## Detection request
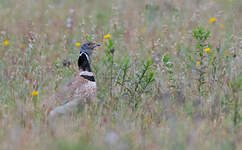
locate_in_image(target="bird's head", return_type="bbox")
[78,41,100,72]
[81,41,100,52]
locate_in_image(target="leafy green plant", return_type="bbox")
[116,58,155,108]
[192,26,211,96]
[134,59,155,96]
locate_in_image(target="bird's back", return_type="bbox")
[56,71,96,105]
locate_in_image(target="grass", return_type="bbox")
[0,0,241,149]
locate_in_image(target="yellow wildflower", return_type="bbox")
[104,34,111,39]
[196,61,201,66]
[228,0,232,2]
[20,43,25,49]
[224,50,228,54]
[222,129,227,136]
[31,91,38,97]
[209,17,216,23]
[3,40,9,46]
[75,42,81,47]
[204,48,210,52]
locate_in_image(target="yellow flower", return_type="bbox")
[222,129,227,136]
[196,61,201,66]
[104,34,111,39]
[3,40,9,46]
[228,0,232,2]
[31,91,38,97]
[224,50,228,54]
[75,42,81,47]
[20,43,25,49]
[209,17,216,23]
[204,48,210,52]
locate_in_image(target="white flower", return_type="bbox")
[1,30,6,35]
[66,23,72,28]
[66,17,72,23]
[69,9,74,14]
[28,43,33,49]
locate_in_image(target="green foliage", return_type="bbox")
[191,26,211,96]
[134,59,155,94]
[116,57,130,93]
[100,37,155,108]
[193,26,210,42]
[119,58,155,108]
[86,35,91,42]
[103,37,115,100]
[103,38,115,65]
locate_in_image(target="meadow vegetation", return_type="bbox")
[0,0,241,149]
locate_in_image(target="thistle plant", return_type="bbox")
[192,26,211,96]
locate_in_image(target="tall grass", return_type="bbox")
[0,0,241,150]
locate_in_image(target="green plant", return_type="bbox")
[192,26,211,96]
[162,54,175,90]
[134,59,154,95]
[229,73,242,127]
[104,37,115,101]
[116,57,130,95]
[116,58,155,108]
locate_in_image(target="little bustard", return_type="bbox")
[49,41,100,118]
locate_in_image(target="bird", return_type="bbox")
[48,41,100,118]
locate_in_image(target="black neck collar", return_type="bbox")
[80,74,95,82]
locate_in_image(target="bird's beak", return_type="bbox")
[90,42,101,50]
[94,43,101,47]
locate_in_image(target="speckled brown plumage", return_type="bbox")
[48,71,96,118]
[56,71,96,105]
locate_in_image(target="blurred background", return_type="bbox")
[0,0,241,150]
